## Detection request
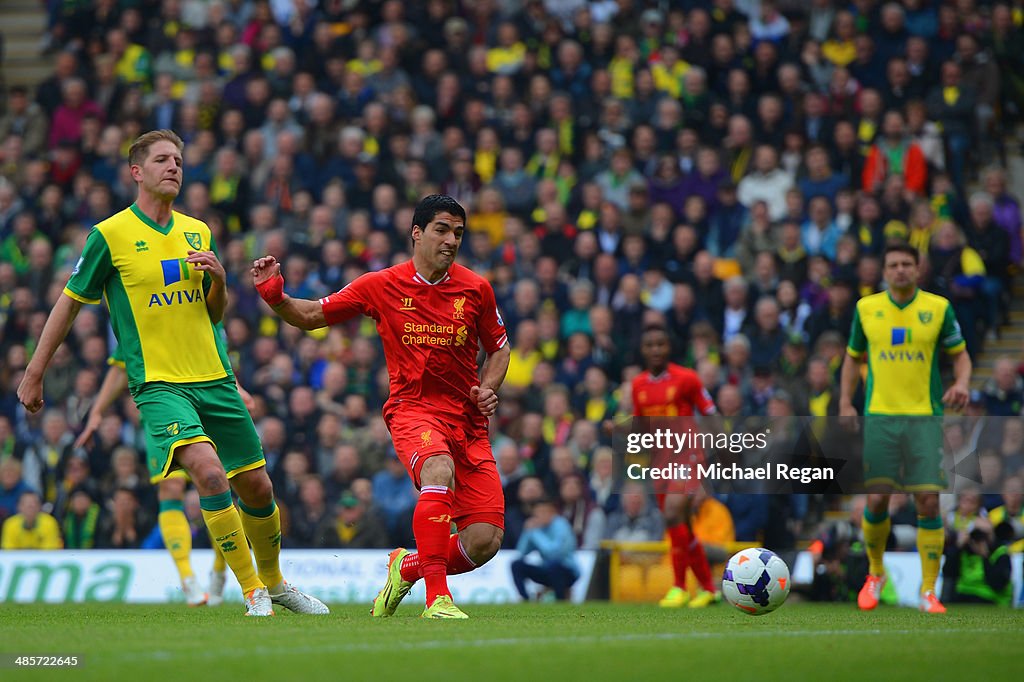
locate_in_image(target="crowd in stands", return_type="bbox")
[3,0,1024,569]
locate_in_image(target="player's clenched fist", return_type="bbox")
[470,385,498,417]
[16,372,45,414]
[252,256,285,307]
[186,250,226,284]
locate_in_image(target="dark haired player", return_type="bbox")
[632,325,720,608]
[841,243,971,614]
[254,195,510,619]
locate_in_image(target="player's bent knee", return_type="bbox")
[194,468,229,496]
[913,492,940,517]
[865,493,889,514]
[231,469,274,507]
[419,454,455,488]
[463,525,503,565]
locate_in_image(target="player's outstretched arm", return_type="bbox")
[252,255,326,330]
[17,294,84,413]
[472,344,511,417]
[74,363,129,448]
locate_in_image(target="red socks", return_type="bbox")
[412,486,455,604]
[668,523,716,593]
[689,537,716,593]
[400,534,477,582]
[668,523,692,589]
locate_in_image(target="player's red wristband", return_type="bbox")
[255,273,286,307]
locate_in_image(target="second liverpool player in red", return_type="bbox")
[631,325,720,608]
[253,195,510,619]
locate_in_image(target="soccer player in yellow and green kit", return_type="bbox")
[840,243,972,614]
[17,129,327,617]
[74,342,255,607]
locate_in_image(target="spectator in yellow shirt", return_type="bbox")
[691,487,735,566]
[822,11,857,67]
[1,490,63,550]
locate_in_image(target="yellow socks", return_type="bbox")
[917,516,944,595]
[158,501,194,581]
[862,507,891,576]
[205,526,227,572]
[200,492,262,594]
[238,500,285,592]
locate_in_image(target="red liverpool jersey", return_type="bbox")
[632,363,717,417]
[319,261,508,429]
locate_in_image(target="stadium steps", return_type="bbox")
[962,138,1024,385]
[0,0,54,91]
[966,278,1024,383]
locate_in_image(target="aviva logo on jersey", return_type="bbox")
[152,258,204,308]
[879,327,926,361]
[161,258,191,286]
[891,327,912,345]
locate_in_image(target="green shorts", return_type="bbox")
[862,415,947,491]
[132,379,264,483]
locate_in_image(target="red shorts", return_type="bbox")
[652,447,704,511]
[385,409,505,530]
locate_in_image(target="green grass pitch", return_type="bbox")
[1,602,1022,681]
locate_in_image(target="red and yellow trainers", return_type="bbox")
[919,591,947,614]
[857,574,885,611]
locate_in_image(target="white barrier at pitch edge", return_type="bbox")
[0,550,1019,606]
[0,549,596,605]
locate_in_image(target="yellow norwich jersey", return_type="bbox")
[64,204,231,390]
[846,289,966,415]
[1,513,63,549]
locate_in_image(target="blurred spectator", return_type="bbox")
[371,450,417,542]
[511,496,580,601]
[287,476,332,548]
[602,481,664,542]
[20,409,76,508]
[941,517,1013,606]
[0,86,48,158]
[987,476,1024,553]
[62,487,101,550]
[0,458,31,522]
[314,490,389,549]
[690,487,734,566]
[96,487,153,549]
[981,358,1024,417]
[1,490,63,549]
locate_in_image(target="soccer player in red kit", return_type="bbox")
[631,325,720,608]
[252,195,511,619]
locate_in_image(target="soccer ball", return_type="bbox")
[721,548,790,615]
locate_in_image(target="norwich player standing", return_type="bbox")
[74,343,249,607]
[840,243,971,614]
[18,130,327,617]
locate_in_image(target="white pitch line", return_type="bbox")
[111,627,1017,663]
